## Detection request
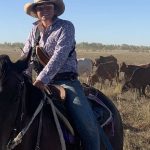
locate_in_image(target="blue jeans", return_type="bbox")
[54,79,100,150]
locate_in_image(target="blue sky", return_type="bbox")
[0,0,150,46]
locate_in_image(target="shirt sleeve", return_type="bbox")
[21,28,34,77]
[22,29,33,56]
[36,21,75,84]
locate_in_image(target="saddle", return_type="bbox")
[46,83,113,128]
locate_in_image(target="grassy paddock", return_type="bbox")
[79,50,150,150]
[0,48,150,150]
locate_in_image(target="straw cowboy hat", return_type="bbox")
[24,0,65,18]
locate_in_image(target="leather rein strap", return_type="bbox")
[6,86,71,150]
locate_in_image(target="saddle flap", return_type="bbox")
[82,83,113,127]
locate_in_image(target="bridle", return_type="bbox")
[5,71,47,150]
[5,72,27,150]
[4,72,68,150]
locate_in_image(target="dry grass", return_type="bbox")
[79,50,150,150]
[0,48,150,150]
[0,48,21,61]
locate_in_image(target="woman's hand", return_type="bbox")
[33,80,45,91]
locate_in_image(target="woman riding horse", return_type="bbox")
[23,0,100,149]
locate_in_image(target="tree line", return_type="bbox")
[0,42,150,52]
[77,42,150,51]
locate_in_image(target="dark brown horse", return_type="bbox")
[0,51,123,150]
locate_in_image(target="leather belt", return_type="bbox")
[53,72,78,81]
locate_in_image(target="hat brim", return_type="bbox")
[24,0,65,18]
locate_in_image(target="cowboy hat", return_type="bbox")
[24,0,65,18]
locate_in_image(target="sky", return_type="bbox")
[0,0,150,46]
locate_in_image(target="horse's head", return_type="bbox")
[0,49,32,149]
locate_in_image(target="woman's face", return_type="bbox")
[35,3,56,21]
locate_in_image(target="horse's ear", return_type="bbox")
[14,48,32,73]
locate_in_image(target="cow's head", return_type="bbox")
[121,82,133,93]
[88,74,99,86]
[120,62,127,72]
[94,58,101,67]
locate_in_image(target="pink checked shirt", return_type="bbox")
[23,18,77,84]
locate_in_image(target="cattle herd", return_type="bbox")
[77,55,150,97]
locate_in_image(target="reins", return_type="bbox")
[6,76,67,150]
[6,86,46,150]
[5,72,26,150]
[5,72,44,150]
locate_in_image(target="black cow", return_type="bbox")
[120,62,150,82]
[122,67,150,97]
[95,55,117,67]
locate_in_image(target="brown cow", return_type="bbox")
[94,55,117,67]
[88,61,119,86]
[122,66,150,97]
[120,62,150,82]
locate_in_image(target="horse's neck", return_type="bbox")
[25,80,43,115]
[22,81,62,150]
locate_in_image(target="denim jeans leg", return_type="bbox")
[57,80,100,150]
